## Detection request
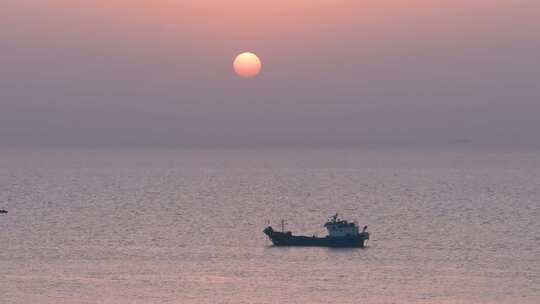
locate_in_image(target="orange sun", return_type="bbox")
[233,52,262,78]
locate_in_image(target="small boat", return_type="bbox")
[0,209,7,214]
[263,213,369,248]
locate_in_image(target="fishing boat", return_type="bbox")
[263,213,369,248]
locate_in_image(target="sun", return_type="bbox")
[233,52,262,78]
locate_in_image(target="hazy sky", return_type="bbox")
[1,1,539,149]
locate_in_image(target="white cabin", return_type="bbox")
[324,214,360,237]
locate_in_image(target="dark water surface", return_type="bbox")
[1,150,539,304]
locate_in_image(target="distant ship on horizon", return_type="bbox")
[263,214,369,248]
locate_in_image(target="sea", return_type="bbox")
[0,150,539,304]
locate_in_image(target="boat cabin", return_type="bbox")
[324,214,359,237]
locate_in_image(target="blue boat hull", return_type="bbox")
[264,227,369,248]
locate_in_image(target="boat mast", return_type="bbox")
[281,219,286,232]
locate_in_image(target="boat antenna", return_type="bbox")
[280,219,286,233]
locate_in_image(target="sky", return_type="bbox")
[1,0,539,150]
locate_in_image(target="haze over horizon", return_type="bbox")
[1,1,539,150]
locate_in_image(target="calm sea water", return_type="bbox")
[0,150,539,304]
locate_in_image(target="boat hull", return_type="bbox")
[264,227,369,248]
